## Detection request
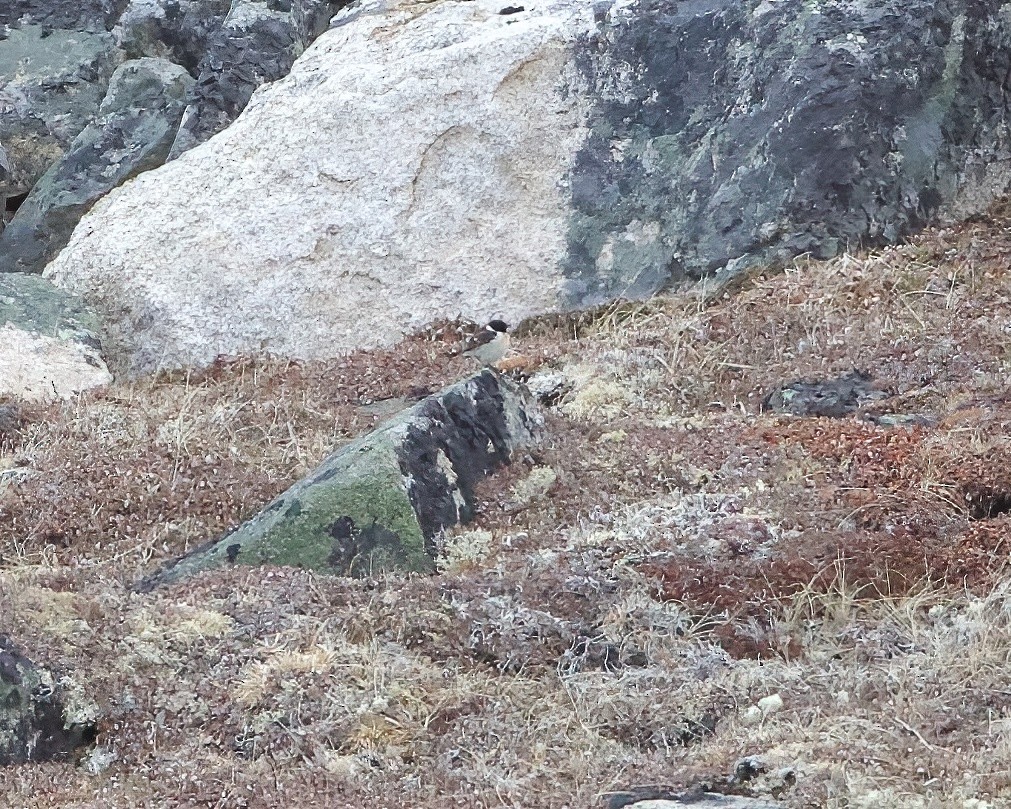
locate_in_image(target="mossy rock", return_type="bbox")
[0,272,100,341]
[140,369,542,588]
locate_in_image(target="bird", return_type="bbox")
[461,319,510,366]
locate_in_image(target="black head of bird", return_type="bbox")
[462,320,510,365]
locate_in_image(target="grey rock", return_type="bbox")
[0,57,193,274]
[564,0,1011,304]
[0,0,128,31]
[729,756,796,799]
[0,143,10,187]
[762,371,888,419]
[113,0,231,67]
[623,799,781,809]
[166,0,345,158]
[0,404,20,439]
[606,786,782,809]
[0,272,112,400]
[138,369,542,589]
[0,25,121,198]
[0,271,103,338]
[525,370,572,406]
[0,636,97,765]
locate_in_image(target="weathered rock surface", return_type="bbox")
[0,25,120,198]
[0,58,193,274]
[620,799,780,809]
[606,790,781,809]
[0,0,128,31]
[46,0,1011,374]
[762,371,888,419]
[566,0,1011,301]
[0,0,342,265]
[0,273,112,400]
[0,636,97,765]
[139,369,541,589]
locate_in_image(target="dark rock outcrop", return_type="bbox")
[0,0,345,272]
[0,26,121,200]
[0,637,97,765]
[0,0,129,31]
[0,58,193,274]
[564,0,1011,303]
[167,0,341,157]
[139,370,541,589]
[762,371,888,418]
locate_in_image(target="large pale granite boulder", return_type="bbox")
[140,369,541,588]
[0,273,112,401]
[50,0,591,374]
[46,0,1011,374]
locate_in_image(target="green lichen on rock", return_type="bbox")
[0,273,101,339]
[157,430,430,584]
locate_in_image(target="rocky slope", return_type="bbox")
[3,204,1011,804]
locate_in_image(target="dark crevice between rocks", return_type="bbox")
[4,191,28,220]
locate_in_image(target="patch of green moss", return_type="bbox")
[241,468,430,574]
[153,432,430,584]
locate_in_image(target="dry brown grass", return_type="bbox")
[7,206,1011,806]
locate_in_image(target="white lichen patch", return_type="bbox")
[438,529,494,572]
[508,465,557,507]
[59,674,101,726]
[558,362,633,420]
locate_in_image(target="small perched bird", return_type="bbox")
[462,319,510,365]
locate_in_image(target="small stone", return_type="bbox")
[525,370,571,405]
[732,755,767,783]
[757,694,784,715]
[0,404,19,437]
[82,745,118,775]
[598,429,627,443]
[762,371,886,418]
[741,705,763,725]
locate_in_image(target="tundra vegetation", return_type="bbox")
[4,202,1011,806]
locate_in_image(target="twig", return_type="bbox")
[894,717,937,751]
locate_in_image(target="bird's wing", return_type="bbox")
[463,330,497,352]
